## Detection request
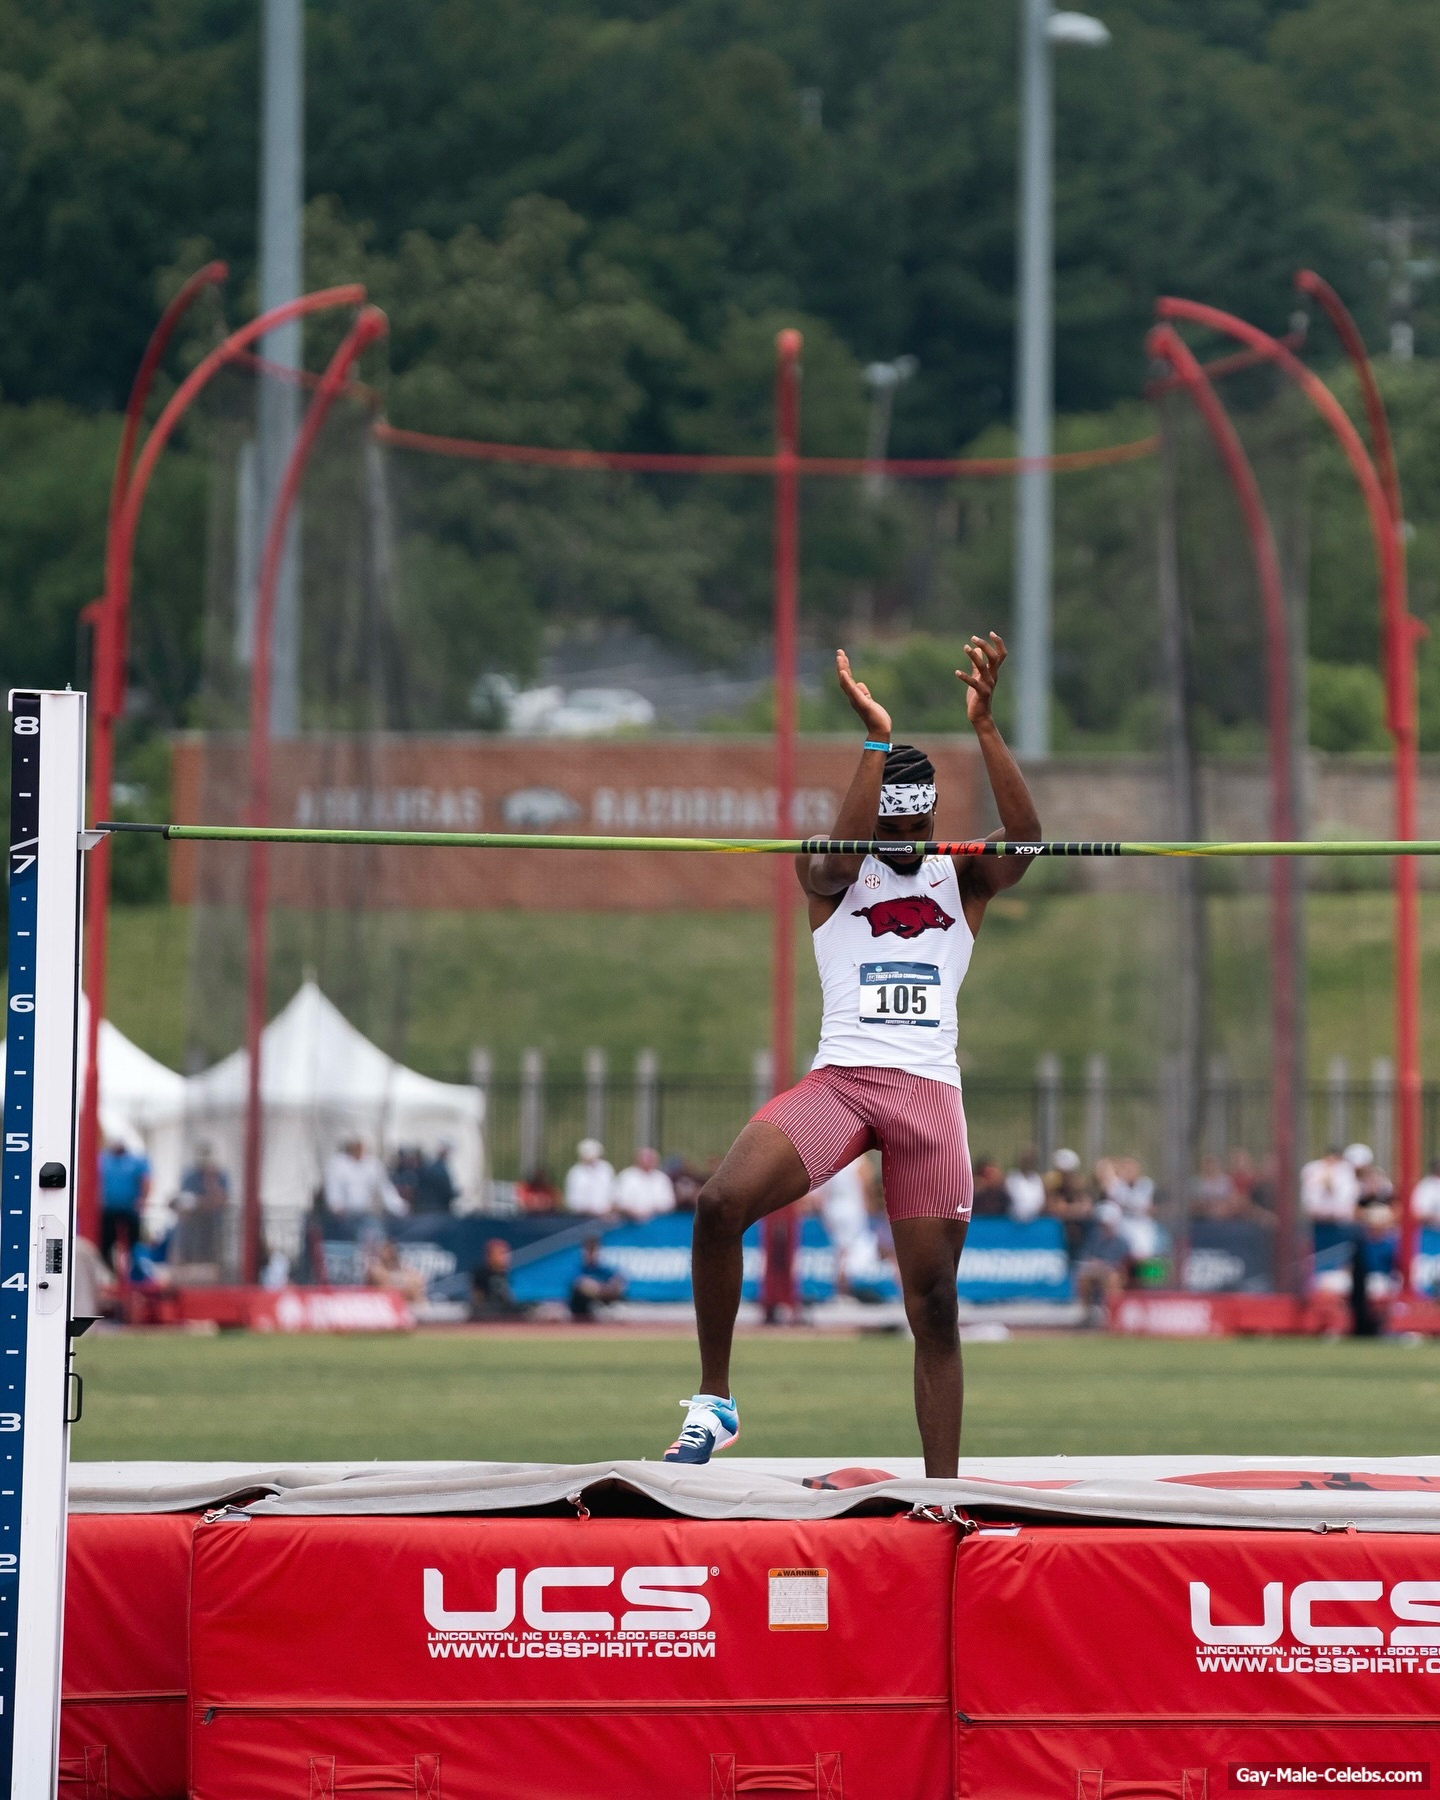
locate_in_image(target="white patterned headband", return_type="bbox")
[878,782,936,817]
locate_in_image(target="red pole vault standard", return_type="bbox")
[1156,295,1419,1292]
[1147,323,1302,1292]
[763,328,803,1319]
[241,305,389,1284]
[1295,270,1425,1294]
[92,283,363,1257]
[79,260,228,1242]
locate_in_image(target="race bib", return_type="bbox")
[858,962,941,1028]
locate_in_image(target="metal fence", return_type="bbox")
[478,1060,1440,1186]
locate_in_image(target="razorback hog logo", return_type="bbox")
[852,895,955,939]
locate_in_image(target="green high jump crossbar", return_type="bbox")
[95,822,1440,858]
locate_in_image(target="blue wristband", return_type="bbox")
[863,739,891,753]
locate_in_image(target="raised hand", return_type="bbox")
[956,632,1007,726]
[836,648,892,740]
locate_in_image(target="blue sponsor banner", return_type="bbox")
[956,1216,1071,1303]
[502,1212,1070,1307]
[1413,1227,1440,1296]
[508,1212,844,1307]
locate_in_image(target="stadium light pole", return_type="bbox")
[765,327,803,1319]
[78,259,228,1244]
[1155,294,1420,1293]
[1013,1,1110,759]
[256,0,305,739]
[241,304,388,1284]
[1147,323,1304,1294]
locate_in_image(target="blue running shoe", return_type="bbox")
[663,1393,740,1464]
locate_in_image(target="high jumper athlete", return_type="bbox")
[665,633,1041,1476]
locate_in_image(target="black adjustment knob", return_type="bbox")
[38,1162,67,1189]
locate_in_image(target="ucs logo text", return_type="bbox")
[1192,1580,1440,1647]
[425,1565,711,1634]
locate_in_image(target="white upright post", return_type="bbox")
[3,689,86,1799]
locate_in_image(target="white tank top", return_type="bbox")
[812,855,973,1089]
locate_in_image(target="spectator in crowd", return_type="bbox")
[390,1147,424,1211]
[1045,1148,1094,1262]
[414,1141,460,1214]
[365,1238,427,1305]
[667,1156,703,1212]
[569,1237,627,1320]
[323,1137,407,1218]
[1348,1143,1394,1209]
[1190,1155,1237,1221]
[615,1146,676,1221]
[1228,1148,1259,1204]
[174,1141,229,1267]
[1299,1145,1359,1229]
[99,1137,151,1271]
[564,1138,616,1216]
[1005,1147,1047,1223]
[1096,1155,1158,1260]
[810,1155,880,1296]
[1411,1157,1440,1229]
[1350,1200,1400,1338]
[515,1167,560,1213]
[470,1238,529,1320]
[1073,1212,1132,1326]
[970,1155,1009,1218]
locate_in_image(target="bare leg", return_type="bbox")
[693,1121,811,1397]
[890,1216,969,1477]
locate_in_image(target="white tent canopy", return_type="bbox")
[0,1001,186,1159]
[143,980,484,1225]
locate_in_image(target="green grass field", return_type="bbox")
[70,1329,1440,1464]
[104,889,1435,1083]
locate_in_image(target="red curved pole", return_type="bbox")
[79,260,228,1244]
[1293,270,1425,1302]
[1147,324,1301,1292]
[241,305,389,1282]
[85,284,362,1262]
[1295,272,1403,528]
[1156,294,1420,1296]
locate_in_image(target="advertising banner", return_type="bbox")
[497,1212,1070,1308]
[170,733,981,911]
[1182,1220,1277,1293]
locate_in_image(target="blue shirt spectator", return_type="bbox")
[100,1144,150,1212]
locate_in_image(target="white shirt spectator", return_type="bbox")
[324,1147,407,1217]
[1005,1168,1047,1223]
[1300,1153,1359,1223]
[565,1145,617,1215]
[1412,1169,1440,1225]
[615,1150,675,1220]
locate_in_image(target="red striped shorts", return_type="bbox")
[754,1064,973,1222]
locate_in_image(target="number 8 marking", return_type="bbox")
[13,716,37,735]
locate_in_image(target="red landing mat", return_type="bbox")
[953,1526,1440,1799]
[61,1512,195,1800]
[187,1513,959,1800]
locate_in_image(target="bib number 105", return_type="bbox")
[858,962,942,1029]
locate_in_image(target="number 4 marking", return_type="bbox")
[1,1274,24,1292]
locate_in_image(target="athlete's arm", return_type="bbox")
[953,633,1041,927]
[796,649,890,914]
